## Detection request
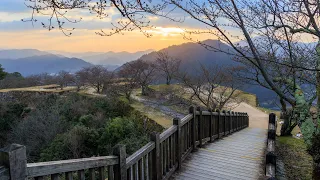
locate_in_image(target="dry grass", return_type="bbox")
[0,84,77,93]
[150,84,258,107]
[130,100,173,128]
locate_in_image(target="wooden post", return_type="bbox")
[246,113,249,127]
[173,118,182,170]
[0,144,27,180]
[216,109,220,139]
[235,112,238,131]
[150,132,161,180]
[112,144,127,180]
[197,107,203,147]
[189,106,197,151]
[229,111,232,134]
[209,109,213,142]
[269,113,276,126]
[222,110,226,136]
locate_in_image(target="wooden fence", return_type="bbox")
[0,107,249,180]
[265,113,277,179]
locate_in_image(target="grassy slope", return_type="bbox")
[150,84,258,107]
[276,119,313,179]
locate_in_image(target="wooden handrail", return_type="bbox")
[27,156,118,177]
[0,106,249,180]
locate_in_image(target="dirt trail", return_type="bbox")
[233,102,269,129]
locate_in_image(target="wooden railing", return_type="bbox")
[0,107,249,180]
[265,113,277,179]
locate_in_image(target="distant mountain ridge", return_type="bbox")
[0,49,50,59]
[80,49,154,66]
[0,54,92,76]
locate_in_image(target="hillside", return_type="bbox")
[139,40,237,72]
[0,54,92,76]
[137,39,278,109]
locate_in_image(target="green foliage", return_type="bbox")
[0,64,7,80]
[277,136,313,180]
[0,102,27,146]
[98,115,149,155]
[308,133,320,164]
[2,92,162,162]
[40,125,101,161]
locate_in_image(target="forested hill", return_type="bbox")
[0,54,92,76]
[137,39,278,109]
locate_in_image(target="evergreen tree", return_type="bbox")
[0,64,7,80]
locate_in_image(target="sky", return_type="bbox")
[0,0,214,53]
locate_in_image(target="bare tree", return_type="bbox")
[180,64,243,110]
[118,67,139,101]
[120,60,157,96]
[56,71,74,90]
[81,66,113,94]
[72,70,88,92]
[155,51,181,85]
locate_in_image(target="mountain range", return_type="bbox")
[50,49,154,66]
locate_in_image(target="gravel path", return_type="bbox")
[233,102,269,129]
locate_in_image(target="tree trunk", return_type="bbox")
[141,85,148,96]
[166,76,171,85]
[316,41,320,131]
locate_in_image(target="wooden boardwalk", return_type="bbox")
[172,128,267,180]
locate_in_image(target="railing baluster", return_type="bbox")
[147,152,152,180]
[144,154,148,180]
[189,107,197,151]
[98,167,105,180]
[173,118,181,170]
[35,176,45,180]
[88,168,95,180]
[51,173,59,180]
[65,172,73,180]
[209,109,213,142]
[77,170,85,180]
[138,159,143,180]
[216,109,220,139]
[108,166,114,180]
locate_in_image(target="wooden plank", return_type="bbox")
[27,156,118,177]
[172,127,266,180]
[126,142,155,167]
